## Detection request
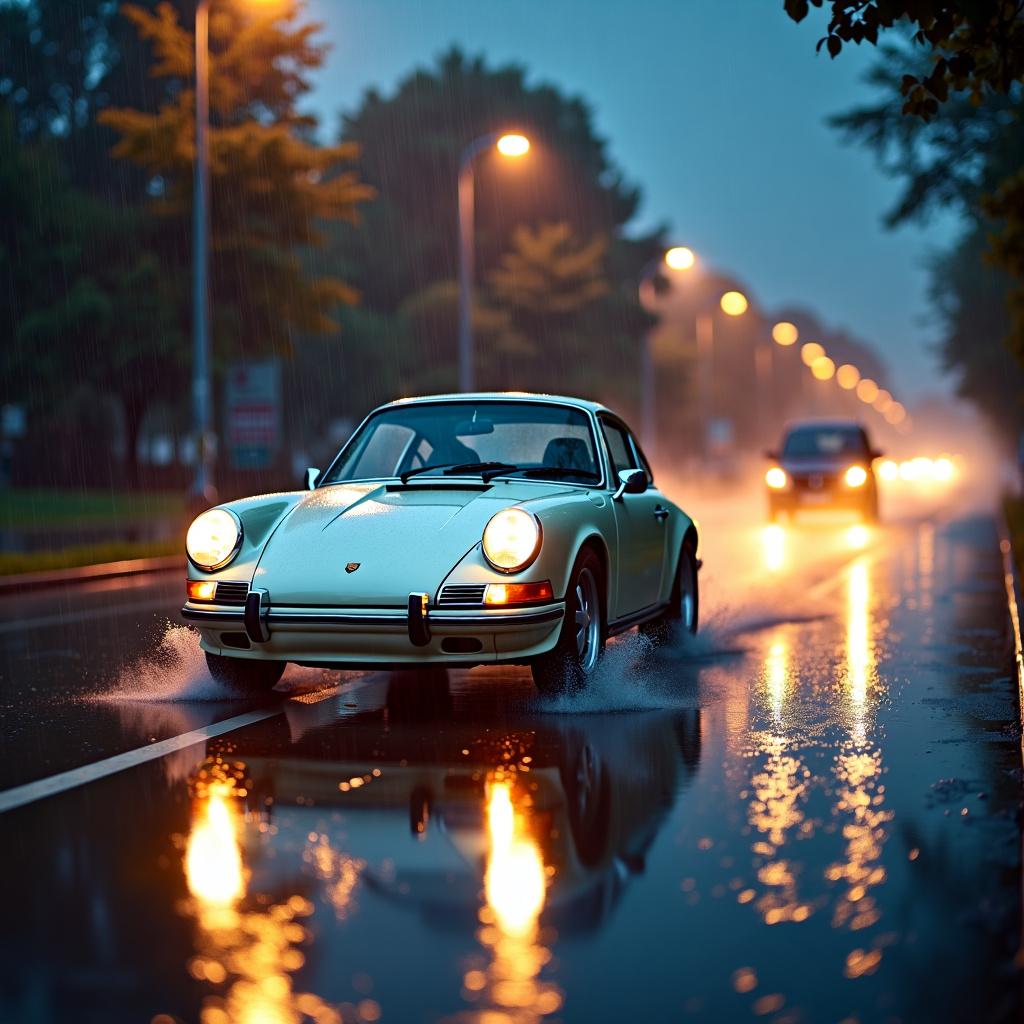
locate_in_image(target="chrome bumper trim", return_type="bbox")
[181,603,564,630]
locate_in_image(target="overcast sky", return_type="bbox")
[304,0,961,401]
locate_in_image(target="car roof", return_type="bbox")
[378,392,612,416]
[783,419,866,433]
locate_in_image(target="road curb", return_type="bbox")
[997,520,1024,747]
[0,555,181,594]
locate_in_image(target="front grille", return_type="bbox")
[793,473,837,492]
[214,581,249,605]
[437,584,487,607]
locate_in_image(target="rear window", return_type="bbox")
[782,427,867,457]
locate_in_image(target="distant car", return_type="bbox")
[182,393,700,695]
[764,420,881,523]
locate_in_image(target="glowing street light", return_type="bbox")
[496,133,530,157]
[836,363,860,390]
[856,378,879,403]
[811,355,836,381]
[801,342,825,367]
[458,132,531,392]
[873,389,892,413]
[720,290,748,316]
[772,321,798,346]
[665,246,696,271]
[885,402,905,425]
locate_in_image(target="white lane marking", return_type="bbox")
[0,705,281,814]
[0,598,173,634]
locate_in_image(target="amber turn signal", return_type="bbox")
[484,580,554,606]
[187,580,217,602]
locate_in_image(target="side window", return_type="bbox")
[600,418,638,478]
[630,435,655,485]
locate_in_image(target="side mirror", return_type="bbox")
[763,449,779,460]
[870,449,884,461]
[304,466,321,491]
[613,467,647,501]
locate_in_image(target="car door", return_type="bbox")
[599,416,667,618]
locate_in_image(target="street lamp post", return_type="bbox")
[637,247,696,459]
[190,0,213,506]
[457,132,529,393]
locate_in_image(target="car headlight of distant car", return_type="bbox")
[482,507,542,573]
[186,508,243,571]
[844,465,868,488]
[765,467,788,490]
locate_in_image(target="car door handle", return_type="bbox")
[653,506,669,522]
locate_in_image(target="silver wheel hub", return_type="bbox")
[574,567,601,673]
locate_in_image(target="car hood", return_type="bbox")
[252,479,573,606]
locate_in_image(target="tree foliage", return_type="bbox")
[785,0,1024,118]
[828,29,1024,428]
[324,48,660,406]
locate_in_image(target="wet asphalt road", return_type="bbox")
[0,492,1022,1023]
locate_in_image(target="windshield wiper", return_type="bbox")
[498,466,602,483]
[444,461,518,480]
[398,462,458,483]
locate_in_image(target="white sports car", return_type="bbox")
[181,393,700,694]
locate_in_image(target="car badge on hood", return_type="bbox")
[345,562,360,573]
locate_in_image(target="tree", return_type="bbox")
[98,1,373,367]
[931,224,1024,440]
[327,48,661,404]
[784,1,1024,118]
[0,110,186,486]
[488,222,609,337]
[830,37,1024,401]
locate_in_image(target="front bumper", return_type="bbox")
[181,597,565,666]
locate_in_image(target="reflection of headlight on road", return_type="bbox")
[846,525,870,550]
[765,467,788,490]
[482,508,541,573]
[844,465,868,488]
[187,508,243,570]
[761,524,786,572]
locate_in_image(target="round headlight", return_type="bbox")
[765,467,788,490]
[186,508,243,571]
[482,507,541,573]
[845,465,868,488]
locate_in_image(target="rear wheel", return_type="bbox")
[641,541,699,645]
[531,549,605,696]
[205,651,285,692]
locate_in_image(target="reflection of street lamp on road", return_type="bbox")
[457,132,530,392]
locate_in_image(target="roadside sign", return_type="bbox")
[225,361,281,469]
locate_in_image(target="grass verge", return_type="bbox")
[0,488,184,529]
[0,540,180,577]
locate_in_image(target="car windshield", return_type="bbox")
[321,401,602,485]
[782,426,868,458]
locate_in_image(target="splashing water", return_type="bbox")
[94,622,334,703]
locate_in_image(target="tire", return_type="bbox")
[531,548,606,696]
[641,541,699,645]
[205,651,285,692]
[558,737,610,866]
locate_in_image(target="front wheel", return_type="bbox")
[531,549,605,696]
[206,651,286,692]
[641,541,699,645]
